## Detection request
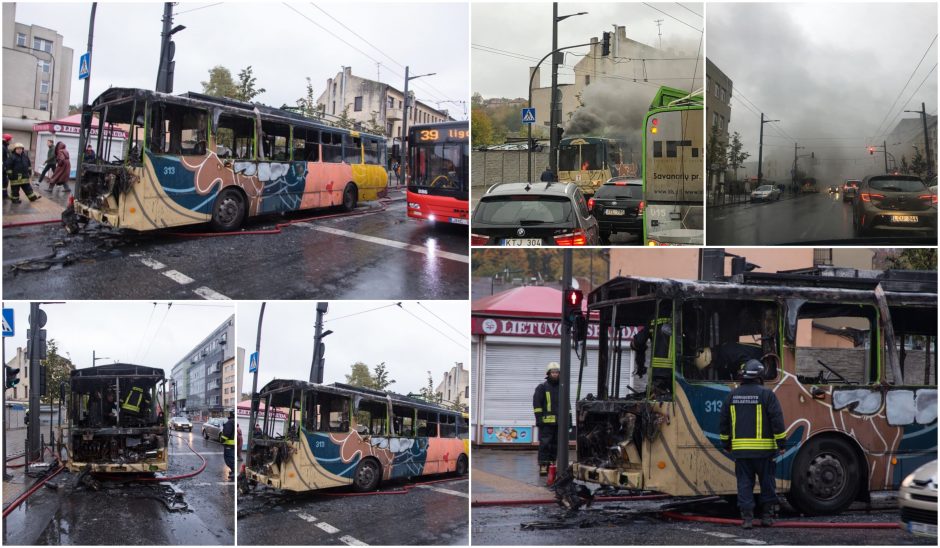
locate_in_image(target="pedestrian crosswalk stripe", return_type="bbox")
[339,535,369,546]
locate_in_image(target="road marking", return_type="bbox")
[169,451,224,455]
[339,535,369,546]
[140,257,166,270]
[734,539,767,545]
[163,269,194,285]
[417,484,469,498]
[297,512,318,523]
[705,531,738,538]
[194,286,231,300]
[316,522,340,534]
[310,225,469,263]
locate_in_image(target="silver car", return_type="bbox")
[169,416,192,431]
[202,417,227,442]
[750,184,781,202]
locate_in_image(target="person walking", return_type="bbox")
[532,362,561,477]
[4,143,41,204]
[46,141,71,192]
[720,359,787,529]
[221,411,236,481]
[37,139,56,184]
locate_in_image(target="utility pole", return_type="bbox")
[155,3,184,93]
[556,250,573,473]
[309,303,330,384]
[549,3,561,175]
[654,19,663,49]
[74,2,97,199]
[26,303,47,464]
[905,102,933,178]
[401,66,436,187]
[246,302,265,474]
[757,113,779,187]
[2,300,8,480]
[792,142,804,192]
[883,140,889,174]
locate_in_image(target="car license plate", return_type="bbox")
[502,238,542,246]
[909,521,937,536]
[604,208,626,216]
[450,217,469,225]
[891,215,919,223]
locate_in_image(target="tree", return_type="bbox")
[333,105,355,129]
[726,131,749,182]
[235,65,266,102]
[345,362,374,387]
[371,362,395,390]
[471,108,495,147]
[364,111,387,137]
[886,248,937,271]
[910,148,928,179]
[296,77,324,120]
[68,104,82,115]
[201,65,238,98]
[417,371,442,404]
[40,339,73,405]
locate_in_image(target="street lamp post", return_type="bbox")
[904,103,934,178]
[757,113,779,187]
[400,66,436,187]
[548,4,588,176]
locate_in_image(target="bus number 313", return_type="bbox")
[704,400,723,413]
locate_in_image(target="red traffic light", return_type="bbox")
[565,289,583,307]
[868,146,875,155]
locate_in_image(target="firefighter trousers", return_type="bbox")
[734,456,778,513]
[537,422,558,464]
[8,177,38,202]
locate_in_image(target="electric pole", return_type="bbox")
[246,302,265,474]
[155,2,184,93]
[549,3,561,175]
[757,113,779,187]
[74,2,97,200]
[556,251,573,473]
[654,19,663,49]
[904,102,934,178]
[309,303,331,384]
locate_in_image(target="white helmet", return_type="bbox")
[546,362,560,373]
[694,348,712,370]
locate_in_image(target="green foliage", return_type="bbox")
[296,77,325,120]
[334,105,355,129]
[364,111,387,137]
[417,371,442,404]
[40,339,72,405]
[201,65,238,98]
[344,362,397,390]
[371,362,394,390]
[886,248,937,271]
[910,148,928,179]
[707,125,727,173]
[471,108,495,147]
[235,65,266,102]
[726,131,749,181]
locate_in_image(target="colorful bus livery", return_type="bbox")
[69,88,388,232]
[407,120,470,225]
[245,380,468,493]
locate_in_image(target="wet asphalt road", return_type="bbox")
[470,498,935,546]
[238,476,469,545]
[2,198,468,300]
[705,191,936,245]
[2,423,234,546]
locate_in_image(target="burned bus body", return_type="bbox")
[65,364,168,473]
[572,269,937,515]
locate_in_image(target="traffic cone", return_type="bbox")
[546,463,557,486]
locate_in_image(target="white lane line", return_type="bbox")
[734,539,767,545]
[297,512,318,523]
[417,485,469,498]
[705,532,738,539]
[163,269,194,285]
[194,286,231,300]
[310,225,469,263]
[140,257,166,270]
[316,522,340,534]
[339,535,369,546]
[168,452,224,455]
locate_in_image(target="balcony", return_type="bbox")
[386,107,403,121]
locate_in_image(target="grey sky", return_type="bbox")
[14,1,469,119]
[235,300,469,397]
[472,1,704,98]
[707,2,937,175]
[1,301,235,375]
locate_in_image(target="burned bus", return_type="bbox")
[557,136,636,196]
[245,380,469,493]
[571,269,937,515]
[65,364,168,473]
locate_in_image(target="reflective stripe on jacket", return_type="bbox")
[533,380,560,425]
[719,382,786,457]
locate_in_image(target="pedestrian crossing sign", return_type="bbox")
[2,308,13,337]
[248,351,259,373]
[521,108,536,125]
[78,52,90,80]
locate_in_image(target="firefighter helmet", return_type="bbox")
[741,359,765,380]
[546,362,560,373]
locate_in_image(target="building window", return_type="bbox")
[39,60,50,74]
[814,249,833,266]
[40,80,49,94]
[16,33,26,47]
[354,96,363,112]
[39,98,49,111]
[585,74,591,86]
[33,37,52,53]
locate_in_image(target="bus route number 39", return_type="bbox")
[704,400,723,413]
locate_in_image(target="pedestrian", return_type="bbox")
[540,167,556,182]
[236,423,244,469]
[2,133,12,201]
[532,361,561,477]
[4,143,41,204]
[46,141,71,192]
[83,144,96,164]
[221,411,236,481]
[252,422,263,438]
[37,139,55,183]
[719,359,787,529]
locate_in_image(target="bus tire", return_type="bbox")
[352,458,380,492]
[211,188,246,231]
[455,454,468,476]
[786,435,861,515]
[342,183,358,212]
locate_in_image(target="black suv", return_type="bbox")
[588,177,644,243]
[471,181,599,246]
[853,174,936,236]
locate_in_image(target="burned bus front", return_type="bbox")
[66,364,168,473]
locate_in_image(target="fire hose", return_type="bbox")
[318,475,466,498]
[1,218,61,229]
[1,464,64,519]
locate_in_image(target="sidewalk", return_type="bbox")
[471,447,576,503]
[2,182,70,227]
[3,427,58,506]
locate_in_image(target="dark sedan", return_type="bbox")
[588,177,644,244]
[843,179,860,202]
[471,181,599,246]
[853,174,936,236]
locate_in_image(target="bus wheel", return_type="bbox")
[455,454,468,476]
[211,188,246,231]
[342,183,358,212]
[352,458,380,492]
[786,436,860,515]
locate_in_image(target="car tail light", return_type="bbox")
[860,192,885,202]
[614,181,628,186]
[554,229,588,246]
[919,194,938,205]
[638,200,645,214]
[470,233,490,245]
[588,197,595,210]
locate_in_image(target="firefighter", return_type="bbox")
[5,142,41,204]
[121,384,151,423]
[221,411,236,481]
[533,361,561,476]
[719,359,787,529]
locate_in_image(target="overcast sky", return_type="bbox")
[707,2,937,177]
[236,300,469,397]
[1,301,235,375]
[472,1,704,98]
[13,1,469,119]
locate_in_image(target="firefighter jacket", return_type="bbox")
[5,152,31,181]
[121,386,150,415]
[719,382,786,458]
[533,379,560,425]
[221,418,236,446]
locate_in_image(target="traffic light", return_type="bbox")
[868,146,875,155]
[601,31,612,56]
[562,288,584,324]
[4,365,20,389]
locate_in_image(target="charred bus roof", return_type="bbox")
[70,363,165,391]
[258,378,462,415]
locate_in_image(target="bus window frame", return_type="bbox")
[792,301,881,386]
[648,299,675,401]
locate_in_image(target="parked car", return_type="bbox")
[750,184,781,202]
[588,177,644,244]
[842,179,861,202]
[169,416,192,432]
[203,417,226,442]
[899,459,937,538]
[471,181,599,246]
[852,174,937,236]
